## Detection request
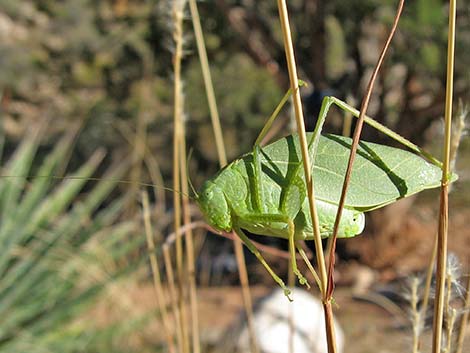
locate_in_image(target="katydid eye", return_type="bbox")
[205,190,213,199]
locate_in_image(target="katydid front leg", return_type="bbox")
[250,83,297,211]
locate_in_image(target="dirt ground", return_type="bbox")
[120,284,461,353]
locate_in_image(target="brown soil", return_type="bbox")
[107,285,455,353]
[345,202,470,281]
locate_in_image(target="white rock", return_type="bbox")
[236,288,344,353]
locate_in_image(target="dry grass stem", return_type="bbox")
[113,119,168,215]
[142,191,175,353]
[276,0,334,351]
[170,0,190,351]
[179,109,201,353]
[188,1,258,351]
[422,234,438,327]
[455,275,470,353]
[164,244,185,353]
[450,101,468,171]
[410,278,421,353]
[432,0,456,351]
[276,0,327,294]
[128,87,149,216]
[446,308,457,353]
[188,0,227,166]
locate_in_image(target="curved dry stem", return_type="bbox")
[326,0,405,301]
[164,221,310,261]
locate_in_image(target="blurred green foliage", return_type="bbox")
[1,1,467,185]
[0,0,468,183]
[0,125,150,352]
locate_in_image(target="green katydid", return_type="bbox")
[196,91,457,298]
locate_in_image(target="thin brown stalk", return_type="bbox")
[113,120,167,215]
[128,85,149,216]
[449,101,467,171]
[432,0,456,351]
[422,234,438,323]
[276,0,333,351]
[445,273,453,326]
[276,0,328,295]
[142,191,175,353]
[411,278,421,353]
[233,237,259,353]
[146,152,167,220]
[180,121,201,353]
[446,308,457,353]
[163,245,185,353]
[455,275,470,353]
[326,0,405,300]
[325,4,403,352]
[188,0,227,166]
[188,1,258,352]
[171,1,190,352]
[165,221,310,261]
[288,261,295,353]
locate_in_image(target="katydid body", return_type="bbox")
[197,96,455,297]
[198,135,367,240]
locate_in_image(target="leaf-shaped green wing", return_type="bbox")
[261,133,456,211]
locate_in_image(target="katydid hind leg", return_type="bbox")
[233,225,292,300]
[322,96,442,167]
[253,80,306,147]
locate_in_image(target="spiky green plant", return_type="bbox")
[0,125,148,353]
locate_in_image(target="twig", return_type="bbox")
[164,221,311,261]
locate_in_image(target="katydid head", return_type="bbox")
[197,180,232,232]
[338,211,365,238]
